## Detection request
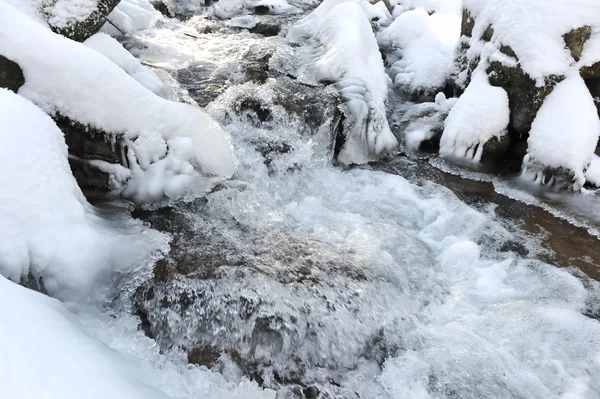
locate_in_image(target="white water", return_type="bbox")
[52,11,600,399]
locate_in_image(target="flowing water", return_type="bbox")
[70,7,600,399]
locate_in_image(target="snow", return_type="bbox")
[289,2,398,164]
[379,6,460,95]
[85,33,169,98]
[0,88,164,296]
[391,0,461,16]
[462,0,600,80]
[214,0,248,19]
[523,73,600,190]
[440,70,510,161]
[104,0,162,35]
[254,0,301,14]
[4,0,99,27]
[0,2,234,201]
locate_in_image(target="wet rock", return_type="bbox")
[487,61,563,138]
[249,23,281,37]
[54,114,127,191]
[0,55,25,92]
[149,0,174,18]
[564,26,592,62]
[480,133,511,163]
[187,345,221,368]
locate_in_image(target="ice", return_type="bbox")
[440,69,510,161]
[0,2,234,201]
[522,73,600,190]
[85,33,169,98]
[104,0,162,35]
[254,0,301,14]
[0,88,165,297]
[289,2,398,164]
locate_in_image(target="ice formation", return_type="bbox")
[522,73,600,190]
[440,70,510,161]
[289,1,398,164]
[104,0,162,35]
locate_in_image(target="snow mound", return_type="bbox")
[522,73,600,191]
[104,0,162,35]
[380,7,460,96]
[462,0,600,80]
[0,89,164,297]
[84,33,169,98]
[440,70,509,161]
[0,2,234,201]
[290,2,398,164]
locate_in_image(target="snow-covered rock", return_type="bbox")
[522,73,600,191]
[380,7,460,98]
[0,88,163,295]
[440,70,510,162]
[0,2,234,201]
[103,0,162,36]
[285,1,398,164]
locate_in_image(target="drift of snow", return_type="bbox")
[1,3,234,199]
[85,33,169,98]
[522,73,600,190]
[290,2,398,164]
[440,70,509,161]
[0,88,164,297]
[379,7,460,95]
[462,0,600,80]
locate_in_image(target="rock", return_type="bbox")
[480,133,511,163]
[249,22,281,37]
[50,0,121,42]
[0,55,24,92]
[461,9,474,38]
[149,0,174,18]
[581,62,600,118]
[564,26,592,62]
[487,61,563,138]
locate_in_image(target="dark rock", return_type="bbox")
[187,345,221,368]
[149,0,174,18]
[50,0,121,42]
[54,113,127,191]
[564,26,592,62]
[0,55,25,92]
[481,133,511,163]
[481,24,494,42]
[499,44,516,58]
[461,9,474,38]
[581,62,600,118]
[487,61,563,137]
[249,23,281,37]
[19,270,48,295]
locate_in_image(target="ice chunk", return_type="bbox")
[291,2,398,164]
[440,70,509,161]
[104,0,162,35]
[522,73,600,191]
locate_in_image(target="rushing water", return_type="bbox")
[69,7,600,399]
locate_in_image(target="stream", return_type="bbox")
[71,5,600,399]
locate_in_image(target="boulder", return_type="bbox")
[48,0,122,42]
[0,55,24,92]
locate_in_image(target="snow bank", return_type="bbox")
[0,2,234,201]
[440,70,509,161]
[84,33,169,98]
[462,0,600,80]
[522,74,600,190]
[0,89,164,296]
[289,2,398,164]
[379,6,460,95]
[104,0,162,35]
